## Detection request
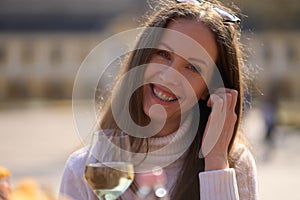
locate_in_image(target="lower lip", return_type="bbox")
[150,84,178,105]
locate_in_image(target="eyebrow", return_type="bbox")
[189,58,208,68]
[157,42,208,67]
[157,42,175,52]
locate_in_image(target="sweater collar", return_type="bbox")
[147,113,193,147]
[134,112,196,173]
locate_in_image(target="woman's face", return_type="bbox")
[143,18,218,126]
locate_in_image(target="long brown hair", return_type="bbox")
[99,0,247,199]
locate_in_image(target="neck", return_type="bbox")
[152,113,189,137]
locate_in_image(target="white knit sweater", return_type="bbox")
[60,116,258,200]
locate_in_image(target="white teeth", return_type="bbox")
[153,87,176,102]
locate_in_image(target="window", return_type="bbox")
[0,43,7,66]
[21,41,34,65]
[50,43,63,66]
[286,41,299,64]
[262,41,272,63]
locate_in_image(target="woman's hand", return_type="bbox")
[201,88,238,171]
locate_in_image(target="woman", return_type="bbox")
[60,0,258,199]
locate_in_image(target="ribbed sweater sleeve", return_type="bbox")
[199,168,239,200]
[198,144,258,200]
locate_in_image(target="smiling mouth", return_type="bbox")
[151,84,178,102]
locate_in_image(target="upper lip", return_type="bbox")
[151,84,178,99]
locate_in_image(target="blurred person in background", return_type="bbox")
[261,79,280,160]
[262,80,279,145]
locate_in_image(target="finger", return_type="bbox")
[214,88,237,112]
[214,89,230,113]
[210,94,224,113]
[213,87,230,94]
[229,89,238,111]
[207,88,226,107]
[213,88,229,101]
[225,92,232,112]
[213,88,226,103]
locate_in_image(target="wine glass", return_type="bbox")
[84,130,134,200]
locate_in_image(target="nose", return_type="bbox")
[158,58,185,85]
[158,66,179,85]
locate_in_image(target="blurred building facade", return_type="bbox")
[0,0,147,100]
[0,0,299,106]
[0,32,100,99]
[246,31,300,100]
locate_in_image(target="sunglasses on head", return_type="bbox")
[176,0,241,24]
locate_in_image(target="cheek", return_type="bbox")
[143,65,155,81]
[143,64,150,76]
[185,78,207,100]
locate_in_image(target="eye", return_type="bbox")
[187,64,202,74]
[156,50,171,60]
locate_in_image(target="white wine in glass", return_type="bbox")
[84,130,134,200]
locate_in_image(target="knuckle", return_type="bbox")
[232,113,238,121]
[226,93,232,99]
[212,94,222,103]
[232,89,238,96]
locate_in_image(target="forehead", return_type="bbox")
[159,18,218,63]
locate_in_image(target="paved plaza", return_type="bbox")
[0,101,299,199]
